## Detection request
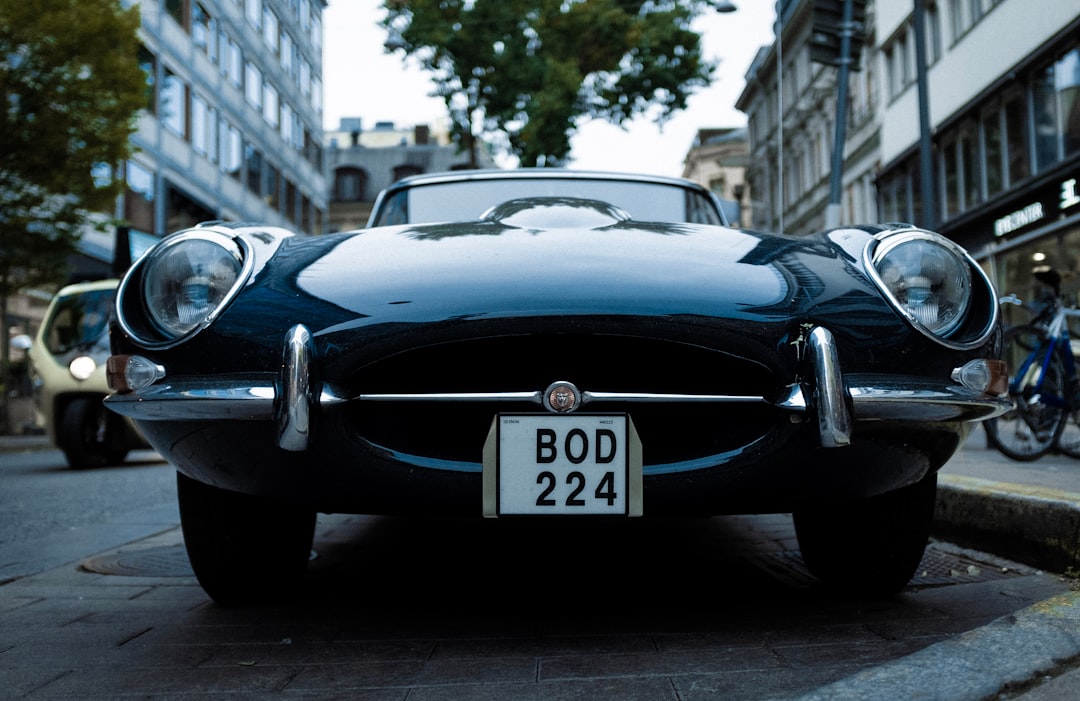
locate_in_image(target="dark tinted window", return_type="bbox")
[44,289,114,356]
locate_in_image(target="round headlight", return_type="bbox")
[871,233,972,337]
[141,232,245,340]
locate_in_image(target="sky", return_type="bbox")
[320,1,777,178]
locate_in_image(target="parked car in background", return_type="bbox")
[29,279,146,469]
[105,169,1010,604]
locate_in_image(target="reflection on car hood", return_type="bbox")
[296,220,796,325]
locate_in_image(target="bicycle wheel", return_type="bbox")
[984,325,1068,461]
[1057,410,1080,457]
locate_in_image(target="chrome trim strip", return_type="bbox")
[357,390,771,405]
[809,326,852,447]
[103,373,1010,430]
[359,391,544,403]
[104,381,345,421]
[277,325,313,452]
[847,376,1012,422]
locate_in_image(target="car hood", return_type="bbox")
[185,207,905,376]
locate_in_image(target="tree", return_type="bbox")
[381,0,718,167]
[0,0,146,430]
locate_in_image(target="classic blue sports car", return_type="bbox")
[105,169,1010,604]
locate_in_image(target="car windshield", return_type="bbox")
[44,288,114,356]
[370,177,724,227]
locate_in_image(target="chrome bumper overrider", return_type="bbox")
[105,325,1013,452]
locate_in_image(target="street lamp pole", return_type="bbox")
[913,0,936,230]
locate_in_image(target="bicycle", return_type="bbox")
[984,269,1080,461]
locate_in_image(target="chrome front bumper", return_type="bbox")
[105,325,1012,452]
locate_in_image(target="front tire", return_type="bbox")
[177,472,316,606]
[793,473,937,597]
[59,396,129,469]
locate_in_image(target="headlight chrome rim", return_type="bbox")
[864,228,997,350]
[115,228,253,348]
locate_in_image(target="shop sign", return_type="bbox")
[993,173,1080,238]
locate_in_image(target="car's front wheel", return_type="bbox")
[177,472,316,606]
[59,396,129,469]
[793,473,937,596]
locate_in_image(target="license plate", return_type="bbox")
[483,414,642,517]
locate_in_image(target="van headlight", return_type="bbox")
[868,230,973,339]
[140,231,247,341]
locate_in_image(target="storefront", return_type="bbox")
[946,162,1080,328]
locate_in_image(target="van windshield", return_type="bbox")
[44,288,114,356]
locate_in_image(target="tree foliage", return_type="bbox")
[1,0,145,296]
[0,0,145,426]
[381,0,718,167]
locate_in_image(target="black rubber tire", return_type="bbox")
[984,325,1067,461]
[177,472,316,606]
[1056,409,1080,458]
[58,396,128,469]
[793,473,937,597]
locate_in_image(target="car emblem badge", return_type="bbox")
[543,381,581,413]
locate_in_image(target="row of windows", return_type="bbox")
[882,1,1006,103]
[879,41,1080,226]
[173,0,323,120]
[140,46,323,172]
[126,155,325,236]
[244,0,320,53]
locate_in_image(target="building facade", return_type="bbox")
[325,119,494,233]
[875,2,1080,316]
[735,0,880,236]
[681,127,752,227]
[97,0,328,274]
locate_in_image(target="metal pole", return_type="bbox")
[913,0,936,229]
[776,2,784,235]
[825,0,855,229]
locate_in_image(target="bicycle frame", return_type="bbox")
[1007,301,1080,409]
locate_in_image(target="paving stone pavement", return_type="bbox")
[1,433,1079,699]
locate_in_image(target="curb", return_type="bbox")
[935,474,1080,574]
[0,435,51,454]
[788,590,1080,701]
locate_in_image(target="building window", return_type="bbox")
[160,67,187,137]
[223,33,242,87]
[193,4,215,61]
[263,7,279,54]
[137,46,156,114]
[1059,48,1080,158]
[125,161,156,233]
[280,31,295,78]
[334,167,366,201]
[263,83,279,127]
[165,0,186,28]
[165,182,215,233]
[191,93,217,162]
[220,121,242,180]
[245,145,263,196]
[1003,90,1030,184]
[265,163,280,209]
[959,119,981,209]
[981,105,1004,197]
[245,62,262,108]
[245,0,261,29]
[285,180,298,222]
[1033,62,1061,173]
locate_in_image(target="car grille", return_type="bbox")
[345,334,784,467]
